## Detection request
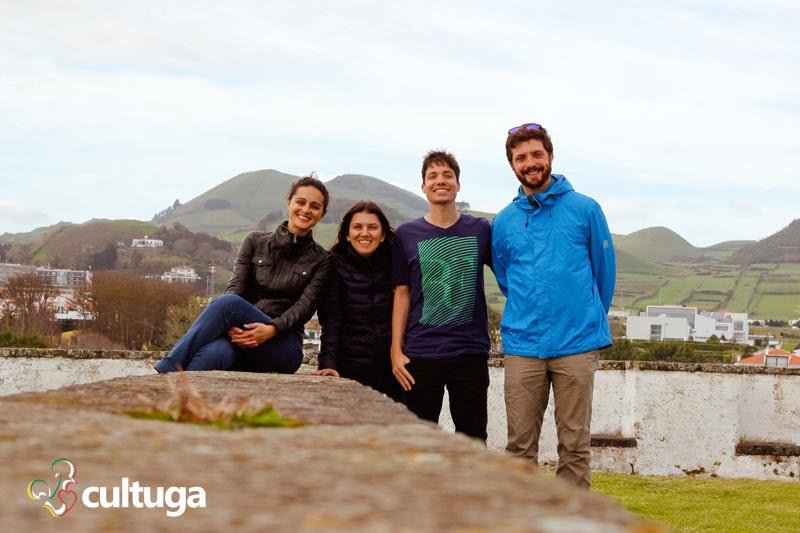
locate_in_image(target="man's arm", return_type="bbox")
[491,220,509,297]
[390,285,415,391]
[588,203,616,313]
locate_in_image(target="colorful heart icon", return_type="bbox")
[26,458,77,518]
[56,486,78,515]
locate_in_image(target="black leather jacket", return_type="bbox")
[318,242,393,374]
[225,222,330,336]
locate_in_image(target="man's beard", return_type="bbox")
[515,162,552,193]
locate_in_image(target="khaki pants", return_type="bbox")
[504,351,599,489]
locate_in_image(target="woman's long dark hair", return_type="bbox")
[331,201,395,254]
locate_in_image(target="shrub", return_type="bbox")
[0,329,53,348]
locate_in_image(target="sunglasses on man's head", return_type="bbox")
[507,123,542,135]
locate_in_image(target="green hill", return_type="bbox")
[615,248,676,275]
[155,169,298,234]
[706,240,753,252]
[154,170,428,235]
[325,174,428,223]
[731,219,800,264]
[615,226,703,264]
[32,219,158,266]
[0,221,73,244]
[702,240,753,262]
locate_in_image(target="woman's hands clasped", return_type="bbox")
[228,323,277,349]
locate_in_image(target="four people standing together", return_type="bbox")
[156,123,616,488]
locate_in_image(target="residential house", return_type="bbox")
[304,317,322,347]
[132,236,164,248]
[736,348,800,369]
[160,266,201,284]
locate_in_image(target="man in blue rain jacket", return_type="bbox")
[492,123,615,488]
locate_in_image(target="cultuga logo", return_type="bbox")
[26,457,206,518]
[27,457,78,517]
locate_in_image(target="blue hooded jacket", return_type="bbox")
[491,174,615,357]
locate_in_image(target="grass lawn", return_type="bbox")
[591,472,800,532]
[751,294,800,320]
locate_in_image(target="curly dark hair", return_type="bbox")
[505,125,553,163]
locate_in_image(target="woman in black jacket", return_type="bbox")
[155,175,331,374]
[315,201,401,400]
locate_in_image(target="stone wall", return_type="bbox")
[439,360,800,481]
[0,348,160,395]
[3,349,799,481]
[0,369,648,531]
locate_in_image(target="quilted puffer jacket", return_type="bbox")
[317,241,393,374]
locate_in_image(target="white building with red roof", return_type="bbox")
[736,348,800,369]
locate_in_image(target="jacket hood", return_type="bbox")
[513,174,574,211]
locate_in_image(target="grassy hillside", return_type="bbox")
[325,174,428,222]
[156,169,298,234]
[615,226,702,264]
[616,248,676,275]
[701,240,753,262]
[155,170,428,235]
[0,221,74,245]
[731,219,800,264]
[614,262,800,320]
[32,219,158,264]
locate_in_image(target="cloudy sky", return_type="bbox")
[1,1,798,246]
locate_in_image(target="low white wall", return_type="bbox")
[0,349,160,396]
[3,350,798,481]
[439,361,800,481]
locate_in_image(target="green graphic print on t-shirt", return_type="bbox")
[417,235,479,326]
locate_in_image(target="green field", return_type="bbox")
[614,263,800,320]
[593,472,800,532]
[726,275,759,311]
[751,294,800,319]
[774,263,800,274]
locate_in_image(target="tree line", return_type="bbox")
[1,272,205,350]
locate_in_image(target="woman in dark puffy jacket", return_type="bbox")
[155,175,330,374]
[315,201,401,400]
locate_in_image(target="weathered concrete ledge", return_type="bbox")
[4,349,799,481]
[7,348,800,375]
[596,359,800,376]
[0,371,649,532]
[0,347,165,359]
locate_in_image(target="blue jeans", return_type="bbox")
[154,294,303,374]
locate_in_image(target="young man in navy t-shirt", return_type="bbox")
[391,150,492,441]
